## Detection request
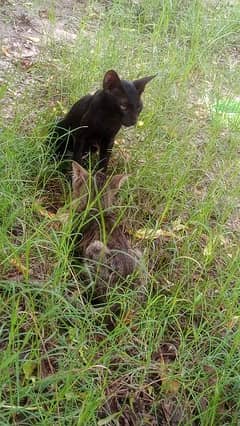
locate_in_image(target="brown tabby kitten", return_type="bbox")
[72,161,144,302]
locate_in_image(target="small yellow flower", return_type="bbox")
[137,120,144,127]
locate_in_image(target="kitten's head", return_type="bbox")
[103,70,156,127]
[72,161,128,212]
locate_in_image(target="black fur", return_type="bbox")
[51,70,156,171]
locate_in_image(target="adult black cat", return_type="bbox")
[51,70,155,171]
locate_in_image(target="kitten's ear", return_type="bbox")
[109,174,129,196]
[72,161,89,198]
[72,161,88,183]
[133,74,156,95]
[109,174,129,191]
[103,70,121,91]
[104,174,129,207]
[103,175,129,208]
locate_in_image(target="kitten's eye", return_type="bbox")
[120,104,128,111]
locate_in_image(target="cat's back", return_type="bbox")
[63,93,93,127]
[108,229,140,277]
[99,217,141,277]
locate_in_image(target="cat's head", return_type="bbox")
[72,161,128,212]
[103,70,156,127]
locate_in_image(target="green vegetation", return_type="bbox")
[1,0,240,424]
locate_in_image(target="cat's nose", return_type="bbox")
[129,114,137,125]
[122,115,138,127]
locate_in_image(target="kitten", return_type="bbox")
[72,161,144,302]
[52,70,156,171]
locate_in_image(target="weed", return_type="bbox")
[1,0,240,424]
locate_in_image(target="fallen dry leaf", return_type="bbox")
[38,208,56,219]
[161,379,180,395]
[10,258,28,275]
[2,46,11,57]
[122,309,135,325]
[134,228,177,240]
[33,201,70,231]
[33,201,56,219]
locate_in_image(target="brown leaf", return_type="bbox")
[161,379,180,395]
[33,201,69,228]
[33,202,56,219]
[10,258,28,276]
[122,310,135,325]
[2,46,11,57]
[134,228,177,240]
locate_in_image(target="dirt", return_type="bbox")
[0,0,103,118]
[0,0,84,68]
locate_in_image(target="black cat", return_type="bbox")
[51,70,156,171]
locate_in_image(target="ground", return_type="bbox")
[0,0,240,425]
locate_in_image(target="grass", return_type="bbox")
[1,0,240,424]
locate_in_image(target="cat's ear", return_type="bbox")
[72,161,88,184]
[72,161,89,198]
[133,74,156,95]
[104,174,129,207]
[103,70,121,91]
[109,174,129,191]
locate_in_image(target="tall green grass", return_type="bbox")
[1,0,240,424]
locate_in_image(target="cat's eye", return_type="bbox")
[120,104,128,111]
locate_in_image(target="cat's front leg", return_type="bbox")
[98,138,114,172]
[73,131,87,164]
